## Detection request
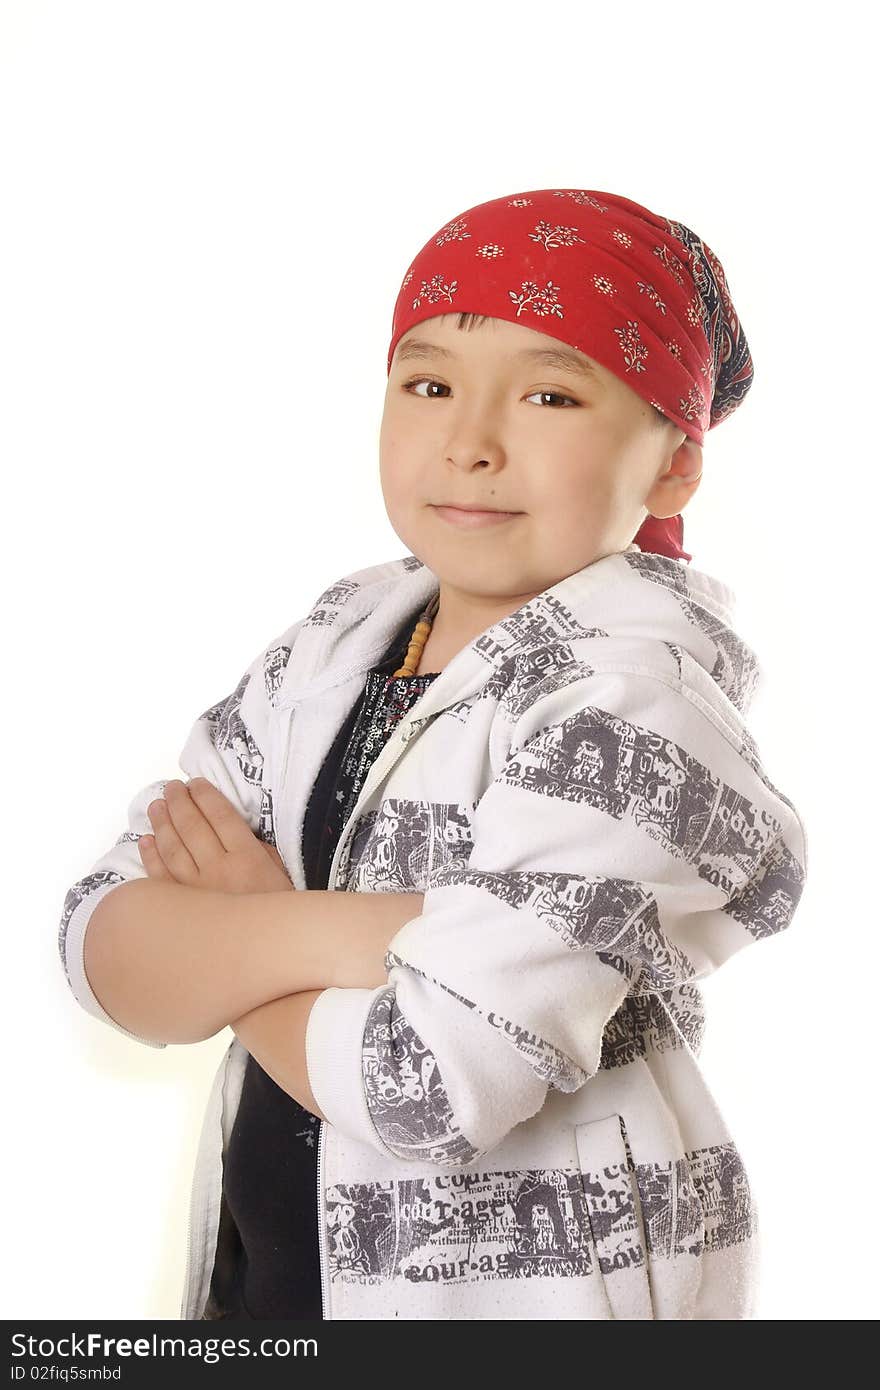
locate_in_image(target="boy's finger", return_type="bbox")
[137,833,174,881]
[148,792,202,881]
[160,781,227,866]
[184,777,262,854]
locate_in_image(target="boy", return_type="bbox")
[60,188,808,1320]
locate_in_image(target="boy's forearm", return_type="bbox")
[230,990,327,1120]
[83,879,423,1045]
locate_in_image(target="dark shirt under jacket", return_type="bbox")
[202,608,440,1320]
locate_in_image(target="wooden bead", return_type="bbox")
[390,600,437,678]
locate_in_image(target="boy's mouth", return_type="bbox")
[430,504,523,529]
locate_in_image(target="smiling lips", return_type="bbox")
[431,504,522,529]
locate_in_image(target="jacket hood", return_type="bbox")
[277,542,761,721]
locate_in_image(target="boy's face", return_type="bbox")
[379,314,703,608]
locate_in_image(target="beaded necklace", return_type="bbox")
[391,590,441,678]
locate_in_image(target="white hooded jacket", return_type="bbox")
[59,542,808,1320]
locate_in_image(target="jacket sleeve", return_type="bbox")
[57,619,303,1048]
[304,664,809,1166]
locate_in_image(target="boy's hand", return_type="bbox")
[138,777,294,895]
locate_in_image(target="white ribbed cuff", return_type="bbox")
[63,879,168,1049]
[305,984,392,1151]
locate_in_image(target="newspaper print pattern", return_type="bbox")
[264,642,293,707]
[362,986,480,1166]
[493,704,804,931]
[58,869,126,986]
[322,1138,752,1287]
[304,556,425,631]
[348,690,804,962]
[350,687,803,1156]
[599,985,706,1064]
[472,569,797,834]
[380,950,590,1095]
[198,668,276,846]
[349,796,707,1067]
[428,867,698,993]
[380,941,708,1082]
[619,549,761,712]
[346,798,474,894]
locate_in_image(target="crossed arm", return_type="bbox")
[84,778,424,1119]
[231,990,328,1120]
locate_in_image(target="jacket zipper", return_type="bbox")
[180,1047,231,1320]
[178,1094,213,1321]
[179,1206,193,1312]
[316,1118,329,1318]
[181,1172,200,1319]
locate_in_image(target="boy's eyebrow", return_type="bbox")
[394,338,603,383]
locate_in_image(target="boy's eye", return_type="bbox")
[401,377,579,409]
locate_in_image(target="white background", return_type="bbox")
[2,0,876,1322]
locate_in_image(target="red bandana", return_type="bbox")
[386,188,753,563]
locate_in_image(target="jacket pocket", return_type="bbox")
[574,1113,654,1319]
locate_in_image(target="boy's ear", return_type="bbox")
[645,438,703,519]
